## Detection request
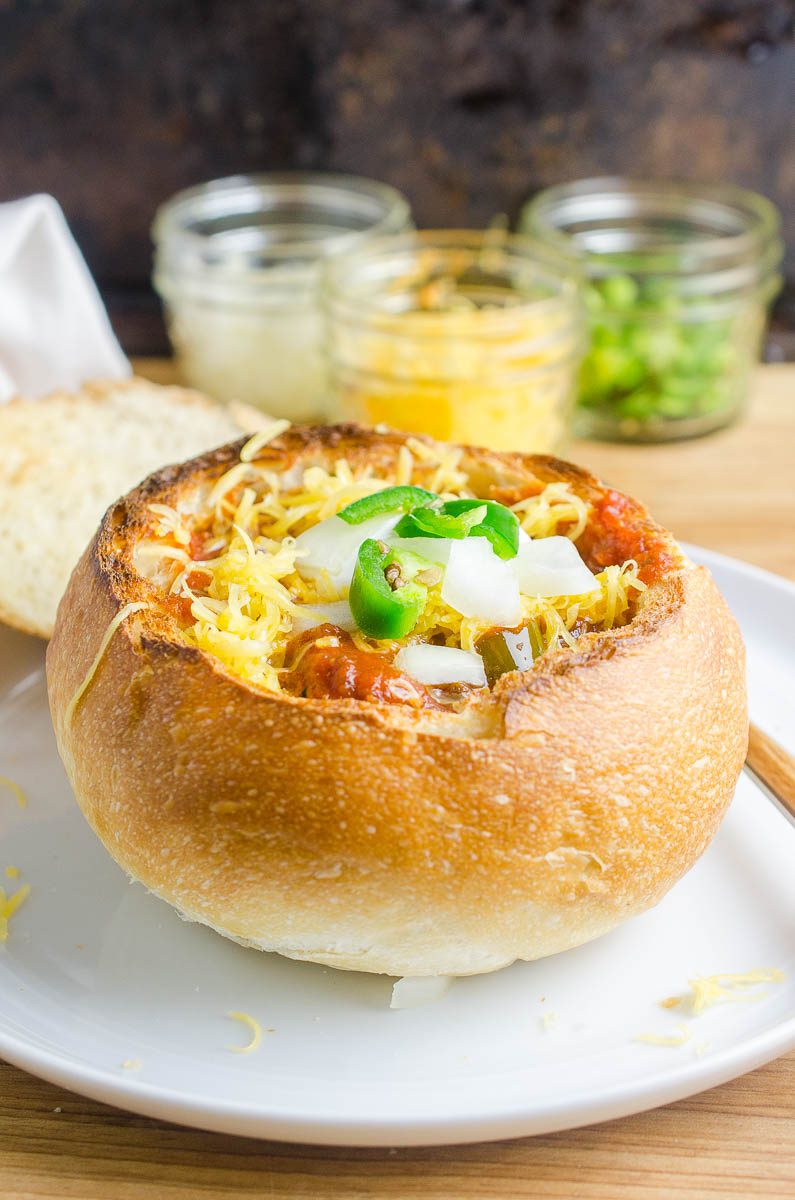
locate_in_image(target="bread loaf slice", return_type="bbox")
[0,377,261,638]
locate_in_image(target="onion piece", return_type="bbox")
[390,976,454,1010]
[385,535,455,566]
[293,512,401,595]
[512,535,599,597]
[441,538,522,627]
[394,644,487,687]
[291,600,358,634]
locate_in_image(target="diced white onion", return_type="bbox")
[512,535,599,597]
[441,538,522,627]
[384,535,456,566]
[390,976,454,1010]
[291,600,358,634]
[394,644,487,687]
[292,512,401,595]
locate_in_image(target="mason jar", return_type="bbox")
[152,173,411,421]
[324,229,584,453]
[521,179,782,442]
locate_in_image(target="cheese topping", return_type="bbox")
[239,419,291,463]
[63,601,150,730]
[140,440,647,699]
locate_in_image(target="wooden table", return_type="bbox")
[3,364,794,1199]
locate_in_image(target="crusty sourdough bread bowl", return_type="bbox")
[46,425,747,977]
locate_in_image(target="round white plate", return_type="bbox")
[1,546,794,1146]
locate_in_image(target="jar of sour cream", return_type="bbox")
[324,230,584,453]
[152,173,412,420]
[521,179,783,442]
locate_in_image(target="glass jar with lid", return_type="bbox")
[152,173,412,421]
[324,229,584,453]
[521,179,782,442]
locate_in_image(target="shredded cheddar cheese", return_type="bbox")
[226,1010,263,1053]
[667,969,785,1015]
[0,776,27,808]
[139,442,645,696]
[64,601,150,730]
[638,969,786,1049]
[0,880,31,942]
[635,1025,692,1048]
[239,419,291,463]
[513,481,589,542]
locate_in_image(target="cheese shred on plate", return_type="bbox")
[666,968,786,1014]
[0,880,31,943]
[637,968,786,1047]
[635,1025,692,1048]
[226,1010,263,1053]
[140,440,646,694]
[0,776,27,808]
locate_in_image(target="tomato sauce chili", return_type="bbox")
[282,626,433,707]
[579,489,677,585]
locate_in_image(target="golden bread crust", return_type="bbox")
[46,425,747,976]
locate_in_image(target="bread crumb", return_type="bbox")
[121,1058,142,1070]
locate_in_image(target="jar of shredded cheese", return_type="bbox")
[152,173,412,420]
[323,230,584,452]
[521,179,782,442]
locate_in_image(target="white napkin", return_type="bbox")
[0,194,130,402]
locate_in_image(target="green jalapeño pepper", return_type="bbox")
[338,485,437,526]
[349,539,428,639]
[440,499,519,559]
[396,498,519,559]
[394,503,486,540]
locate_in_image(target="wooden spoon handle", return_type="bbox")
[745,722,795,826]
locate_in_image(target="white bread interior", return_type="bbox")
[0,377,260,638]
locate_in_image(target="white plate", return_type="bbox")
[1,546,794,1146]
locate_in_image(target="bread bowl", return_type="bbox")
[46,423,747,978]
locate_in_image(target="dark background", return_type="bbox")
[2,0,794,355]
